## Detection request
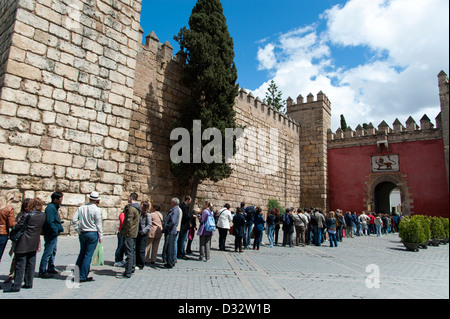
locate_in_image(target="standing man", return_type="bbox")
[177,196,191,260]
[217,204,232,251]
[312,209,326,246]
[72,191,103,283]
[282,208,295,247]
[162,198,181,269]
[39,192,64,278]
[117,193,141,279]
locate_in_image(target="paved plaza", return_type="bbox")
[0,231,448,300]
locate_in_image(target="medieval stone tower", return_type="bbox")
[286,92,331,212]
[438,71,449,187]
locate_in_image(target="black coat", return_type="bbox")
[232,213,246,237]
[14,210,46,254]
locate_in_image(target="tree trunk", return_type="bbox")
[189,178,200,212]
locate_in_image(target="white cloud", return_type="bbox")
[251,0,449,131]
[256,43,276,70]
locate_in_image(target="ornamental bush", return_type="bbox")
[399,217,426,244]
[440,217,449,238]
[430,217,445,240]
[411,215,431,242]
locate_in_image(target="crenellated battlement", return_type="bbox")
[287,91,331,108]
[138,30,186,65]
[286,91,332,116]
[327,113,443,148]
[237,88,301,134]
[136,31,300,134]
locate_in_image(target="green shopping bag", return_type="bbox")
[91,242,104,266]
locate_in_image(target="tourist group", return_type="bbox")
[0,191,402,292]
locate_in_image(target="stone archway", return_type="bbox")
[374,181,398,214]
[364,172,413,216]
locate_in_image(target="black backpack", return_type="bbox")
[310,213,318,227]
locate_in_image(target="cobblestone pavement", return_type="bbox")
[0,232,448,299]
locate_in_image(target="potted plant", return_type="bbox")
[440,217,449,244]
[411,215,431,249]
[398,217,425,252]
[430,217,445,246]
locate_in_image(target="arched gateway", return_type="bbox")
[365,173,413,216]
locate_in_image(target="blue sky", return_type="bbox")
[140,0,449,130]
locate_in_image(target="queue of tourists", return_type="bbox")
[0,191,402,292]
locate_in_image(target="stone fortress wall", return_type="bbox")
[0,0,448,235]
[0,0,303,234]
[130,30,302,218]
[0,0,144,234]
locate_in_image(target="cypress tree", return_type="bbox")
[340,114,348,132]
[172,0,240,205]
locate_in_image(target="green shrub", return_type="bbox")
[267,199,285,216]
[430,217,445,239]
[411,215,431,242]
[440,217,449,238]
[399,217,426,244]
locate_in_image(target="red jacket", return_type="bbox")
[118,211,125,232]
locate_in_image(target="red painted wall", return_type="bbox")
[328,139,449,217]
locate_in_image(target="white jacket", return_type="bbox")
[216,208,232,229]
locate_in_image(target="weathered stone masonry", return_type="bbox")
[0,0,143,233]
[0,0,305,234]
[1,0,448,236]
[130,31,302,217]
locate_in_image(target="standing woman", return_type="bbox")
[5,198,31,284]
[186,208,199,255]
[274,209,281,246]
[145,204,163,264]
[4,198,46,293]
[374,214,383,237]
[136,201,152,269]
[198,201,214,262]
[232,208,245,252]
[266,210,275,248]
[326,211,338,248]
[252,207,265,250]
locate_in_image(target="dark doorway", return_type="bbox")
[374,182,398,214]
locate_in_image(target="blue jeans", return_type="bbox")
[356,224,361,236]
[0,234,8,263]
[314,227,323,246]
[376,224,382,237]
[173,232,179,262]
[76,232,98,280]
[115,234,124,263]
[267,224,275,246]
[253,230,263,249]
[178,229,189,258]
[39,235,58,275]
[244,222,253,248]
[163,233,177,268]
[328,231,338,247]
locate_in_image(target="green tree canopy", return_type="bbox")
[265,80,286,113]
[172,0,240,202]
